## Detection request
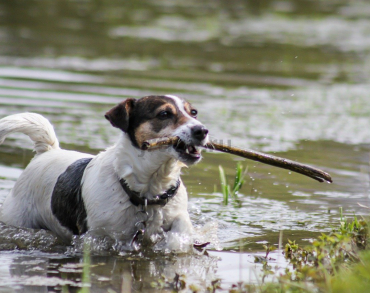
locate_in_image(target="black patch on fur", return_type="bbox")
[51,158,92,235]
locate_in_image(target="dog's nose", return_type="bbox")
[191,125,209,141]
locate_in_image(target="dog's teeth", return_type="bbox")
[188,146,197,153]
[185,148,190,154]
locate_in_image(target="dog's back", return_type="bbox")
[0,113,93,240]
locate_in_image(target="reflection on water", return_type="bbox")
[0,0,370,291]
[0,250,219,291]
[0,244,288,292]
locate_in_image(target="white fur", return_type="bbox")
[0,113,59,154]
[1,149,94,241]
[0,96,208,250]
[165,95,209,146]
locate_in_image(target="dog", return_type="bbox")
[0,95,209,249]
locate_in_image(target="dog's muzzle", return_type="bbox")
[173,125,209,164]
[191,125,208,142]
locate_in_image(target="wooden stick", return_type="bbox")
[141,137,332,183]
[141,137,180,150]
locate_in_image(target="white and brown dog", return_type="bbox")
[0,95,209,248]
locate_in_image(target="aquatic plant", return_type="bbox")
[230,209,369,292]
[219,162,247,205]
[79,242,91,293]
[151,272,221,293]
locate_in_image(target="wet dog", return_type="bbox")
[0,95,209,248]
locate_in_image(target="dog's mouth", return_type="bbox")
[173,140,201,163]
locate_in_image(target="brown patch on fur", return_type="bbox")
[146,100,192,133]
[183,102,192,114]
[174,114,190,128]
[105,99,136,132]
[154,104,177,116]
[135,121,179,147]
[134,122,156,147]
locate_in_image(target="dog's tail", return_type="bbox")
[0,113,60,154]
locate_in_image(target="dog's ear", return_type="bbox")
[105,99,136,132]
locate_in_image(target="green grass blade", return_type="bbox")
[219,165,229,205]
[79,242,91,293]
[232,162,247,197]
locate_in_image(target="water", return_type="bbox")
[0,0,370,291]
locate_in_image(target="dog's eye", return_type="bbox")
[157,110,172,120]
[190,109,198,117]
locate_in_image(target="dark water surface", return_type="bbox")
[0,0,370,291]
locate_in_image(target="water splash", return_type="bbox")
[0,222,65,252]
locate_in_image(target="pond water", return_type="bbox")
[0,0,370,291]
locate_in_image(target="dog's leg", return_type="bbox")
[164,212,194,252]
[169,212,193,234]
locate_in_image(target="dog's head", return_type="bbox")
[105,95,209,165]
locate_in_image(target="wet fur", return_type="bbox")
[0,95,208,249]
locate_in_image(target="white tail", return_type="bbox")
[0,113,60,154]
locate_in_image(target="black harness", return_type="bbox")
[119,178,181,207]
